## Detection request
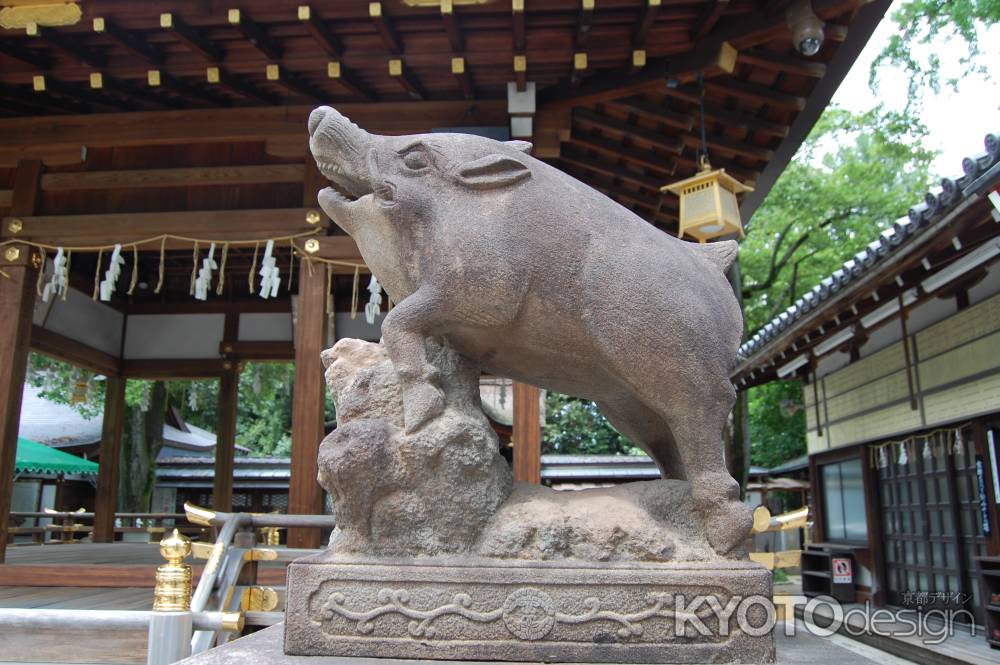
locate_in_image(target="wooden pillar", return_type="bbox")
[0,160,42,562]
[212,366,239,513]
[92,375,126,542]
[288,260,328,548]
[512,381,541,484]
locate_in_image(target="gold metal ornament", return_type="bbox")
[153,529,193,612]
[7,218,23,234]
[304,238,320,254]
[4,246,21,262]
[0,2,82,30]
[241,586,279,612]
[305,209,322,225]
[220,611,245,633]
[184,501,217,527]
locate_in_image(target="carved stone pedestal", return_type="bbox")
[283,556,775,664]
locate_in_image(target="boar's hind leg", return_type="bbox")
[637,374,752,557]
[380,287,450,433]
[595,399,684,480]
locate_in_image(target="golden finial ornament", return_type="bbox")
[153,529,193,612]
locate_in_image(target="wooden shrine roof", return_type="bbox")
[0,0,890,302]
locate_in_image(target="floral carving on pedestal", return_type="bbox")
[317,587,719,642]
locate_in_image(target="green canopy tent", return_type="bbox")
[15,437,99,476]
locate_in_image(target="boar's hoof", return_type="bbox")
[402,382,446,433]
[702,499,753,557]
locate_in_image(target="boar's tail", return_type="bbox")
[691,239,738,273]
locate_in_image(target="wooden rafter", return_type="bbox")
[559,147,665,192]
[609,97,694,132]
[567,132,677,175]
[40,164,305,191]
[0,40,51,68]
[662,85,791,137]
[573,108,684,154]
[146,69,231,106]
[228,8,283,61]
[26,23,105,68]
[206,66,278,105]
[441,0,463,53]
[326,62,374,102]
[705,77,806,110]
[388,59,425,101]
[739,49,828,78]
[632,0,661,48]
[512,0,526,52]
[266,65,324,103]
[369,2,402,54]
[451,57,473,100]
[160,12,223,63]
[92,17,163,65]
[298,5,340,57]
[575,0,595,48]
[691,0,730,40]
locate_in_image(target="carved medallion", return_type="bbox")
[501,588,556,640]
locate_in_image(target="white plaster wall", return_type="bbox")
[34,287,124,357]
[124,313,225,359]
[239,312,293,341]
[334,312,384,342]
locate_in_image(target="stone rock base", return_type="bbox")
[284,556,775,663]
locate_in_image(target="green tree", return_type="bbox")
[872,0,999,107]
[542,392,642,456]
[739,106,936,467]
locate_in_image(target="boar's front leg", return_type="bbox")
[380,287,449,433]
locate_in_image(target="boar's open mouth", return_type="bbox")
[314,156,371,203]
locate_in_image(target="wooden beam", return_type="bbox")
[160,12,223,63]
[93,17,163,65]
[0,41,51,69]
[29,326,121,375]
[288,259,327,549]
[326,62,374,102]
[26,23,105,68]
[388,59,425,100]
[704,77,806,110]
[228,8,283,61]
[512,0,525,52]
[559,148,665,192]
[0,160,42,563]
[146,69,230,106]
[2,208,321,248]
[567,132,677,174]
[513,54,527,92]
[0,190,10,208]
[220,340,294,361]
[0,103,508,156]
[122,359,228,379]
[298,5,340,57]
[662,85,790,137]
[206,66,279,105]
[92,376,125,543]
[451,57,473,99]
[441,0,463,53]
[212,367,239,513]
[575,0,595,48]
[32,75,130,112]
[569,52,587,88]
[680,132,774,163]
[565,167,677,225]
[539,40,737,109]
[88,72,181,109]
[691,0,729,40]
[739,48,827,78]
[632,0,661,48]
[369,2,402,54]
[41,164,304,192]
[512,382,541,484]
[266,65,324,103]
[573,108,684,154]
[609,97,694,131]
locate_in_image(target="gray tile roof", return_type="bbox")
[18,385,102,447]
[738,131,1000,362]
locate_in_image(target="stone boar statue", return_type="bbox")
[307,106,752,555]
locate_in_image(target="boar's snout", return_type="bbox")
[308,106,331,137]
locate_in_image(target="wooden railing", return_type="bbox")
[0,503,335,665]
[7,510,206,544]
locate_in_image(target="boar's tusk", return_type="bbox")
[455,155,532,190]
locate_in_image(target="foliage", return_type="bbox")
[747,381,806,469]
[872,0,999,107]
[25,355,333,458]
[740,106,935,468]
[542,392,643,456]
[740,106,935,333]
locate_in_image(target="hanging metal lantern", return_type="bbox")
[661,157,753,243]
[660,70,754,243]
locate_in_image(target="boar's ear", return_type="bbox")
[505,140,533,154]
[456,154,532,190]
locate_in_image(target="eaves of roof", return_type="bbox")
[735,132,1000,379]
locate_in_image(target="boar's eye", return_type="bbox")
[400,147,430,173]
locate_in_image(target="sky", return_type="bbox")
[828,9,1000,176]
